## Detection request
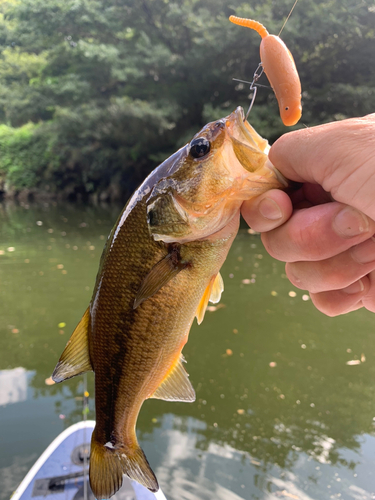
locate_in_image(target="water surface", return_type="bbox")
[1,201,375,500]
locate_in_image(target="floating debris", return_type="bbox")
[24,259,30,263]
[7,247,15,252]
[302,294,310,301]
[233,329,238,334]
[237,409,245,415]
[346,359,361,365]
[226,349,233,356]
[288,291,297,297]
[269,362,277,368]
[250,458,261,466]
[207,303,226,312]
[242,279,251,284]
[12,328,19,334]
[361,353,366,362]
[301,344,307,349]
[247,228,258,235]
[58,322,66,328]
[0,250,4,255]
[36,221,43,226]
[271,291,278,296]
[277,490,299,499]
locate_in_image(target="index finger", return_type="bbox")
[261,202,375,263]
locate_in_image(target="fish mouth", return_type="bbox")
[226,106,288,187]
[226,106,269,154]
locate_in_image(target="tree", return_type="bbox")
[0,0,374,199]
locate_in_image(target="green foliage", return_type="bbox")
[0,122,50,190]
[0,0,374,198]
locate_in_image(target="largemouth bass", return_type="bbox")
[52,107,287,499]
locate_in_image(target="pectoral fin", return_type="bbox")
[134,245,189,309]
[150,355,195,402]
[52,307,93,383]
[195,272,224,325]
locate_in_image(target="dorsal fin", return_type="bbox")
[195,272,224,325]
[150,355,195,402]
[134,245,189,309]
[52,307,93,382]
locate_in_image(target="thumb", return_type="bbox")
[269,114,375,220]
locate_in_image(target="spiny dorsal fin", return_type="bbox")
[52,307,93,383]
[195,272,224,325]
[150,355,195,402]
[134,245,189,309]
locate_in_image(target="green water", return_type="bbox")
[1,201,375,500]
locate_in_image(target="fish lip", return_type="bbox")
[229,106,289,188]
[231,106,269,153]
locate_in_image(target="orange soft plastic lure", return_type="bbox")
[229,16,302,126]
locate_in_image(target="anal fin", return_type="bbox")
[150,355,195,402]
[52,307,93,383]
[195,272,224,325]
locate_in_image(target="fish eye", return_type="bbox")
[189,137,211,159]
[285,107,289,110]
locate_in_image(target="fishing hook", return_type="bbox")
[233,62,264,121]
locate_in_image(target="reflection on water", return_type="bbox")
[0,368,33,406]
[1,201,375,500]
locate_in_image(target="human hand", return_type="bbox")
[241,114,375,316]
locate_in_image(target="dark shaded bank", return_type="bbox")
[0,180,132,205]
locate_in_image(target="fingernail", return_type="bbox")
[342,279,365,295]
[352,238,375,264]
[333,207,369,238]
[259,198,282,220]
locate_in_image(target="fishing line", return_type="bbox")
[233,78,271,89]
[278,0,301,37]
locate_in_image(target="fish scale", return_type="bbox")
[52,107,288,498]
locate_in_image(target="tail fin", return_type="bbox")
[89,429,159,499]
